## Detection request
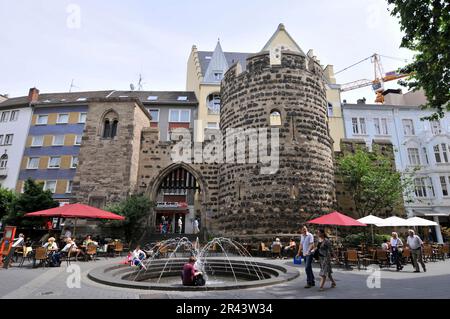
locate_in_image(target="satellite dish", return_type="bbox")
[130,83,135,91]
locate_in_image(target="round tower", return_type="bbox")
[215,50,336,238]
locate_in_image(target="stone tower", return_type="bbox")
[215,48,336,238]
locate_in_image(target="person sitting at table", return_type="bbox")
[271,238,283,259]
[83,235,98,247]
[381,239,390,251]
[61,238,84,261]
[43,237,61,266]
[283,238,297,258]
[12,233,25,248]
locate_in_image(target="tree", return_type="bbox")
[0,187,16,222]
[387,0,449,119]
[337,149,413,218]
[5,178,59,227]
[105,195,154,244]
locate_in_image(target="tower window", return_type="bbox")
[101,110,119,139]
[270,110,282,126]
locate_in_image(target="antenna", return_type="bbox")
[137,74,144,91]
[69,79,79,92]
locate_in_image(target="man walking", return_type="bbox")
[297,225,315,288]
[406,229,426,273]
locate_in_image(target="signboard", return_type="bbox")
[0,226,17,269]
[156,202,188,209]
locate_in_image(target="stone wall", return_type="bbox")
[216,51,336,238]
[72,98,151,207]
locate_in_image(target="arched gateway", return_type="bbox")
[147,163,207,235]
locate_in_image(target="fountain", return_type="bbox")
[88,237,299,290]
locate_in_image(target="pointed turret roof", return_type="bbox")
[203,40,229,83]
[261,23,305,55]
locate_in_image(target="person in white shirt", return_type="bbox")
[271,238,282,259]
[297,226,315,288]
[43,237,58,251]
[193,219,200,234]
[390,232,404,271]
[61,238,84,260]
[131,245,147,269]
[406,229,426,273]
[178,217,183,234]
[12,234,25,248]
[381,239,390,251]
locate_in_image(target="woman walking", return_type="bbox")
[316,229,336,291]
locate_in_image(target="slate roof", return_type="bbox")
[197,51,251,77]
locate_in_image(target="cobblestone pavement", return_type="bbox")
[0,257,449,299]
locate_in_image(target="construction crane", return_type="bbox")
[337,53,410,103]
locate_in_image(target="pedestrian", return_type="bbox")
[178,217,183,234]
[406,229,426,273]
[193,218,200,234]
[390,232,404,271]
[316,229,336,291]
[296,225,315,288]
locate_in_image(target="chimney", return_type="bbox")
[28,87,39,103]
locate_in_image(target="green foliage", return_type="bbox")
[338,150,412,218]
[0,187,16,222]
[343,232,391,247]
[387,0,449,119]
[4,178,59,227]
[105,194,154,243]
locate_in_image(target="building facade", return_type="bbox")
[342,90,448,243]
[0,95,33,189]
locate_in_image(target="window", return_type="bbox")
[0,135,3,145]
[0,154,7,169]
[149,109,159,122]
[147,96,158,101]
[27,157,40,169]
[351,117,366,135]
[4,134,13,145]
[74,135,82,145]
[71,156,78,168]
[44,180,57,193]
[381,118,388,135]
[207,94,221,115]
[440,176,448,196]
[48,157,61,169]
[36,115,48,125]
[372,117,388,135]
[177,96,188,101]
[66,181,73,193]
[169,109,190,122]
[52,135,65,146]
[88,196,106,209]
[57,113,69,124]
[414,178,427,198]
[423,147,429,164]
[407,148,421,165]
[431,121,441,135]
[207,122,219,129]
[10,110,19,121]
[1,111,10,122]
[374,118,381,135]
[434,144,449,163]
[327,103,333,117]
[102,110,119,139]
[270,110,282,126]
[31,136,44,147]
[79,112,87,123]
[402,119,415,135]
[213,72,223,81]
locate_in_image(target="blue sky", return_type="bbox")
[0,0,413,103]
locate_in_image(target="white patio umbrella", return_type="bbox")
[375,216,410,227]
[406,217,438,227]
[357,215,385,243]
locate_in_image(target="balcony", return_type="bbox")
[0,167,7,178]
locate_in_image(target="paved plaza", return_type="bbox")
[0,257,449,299]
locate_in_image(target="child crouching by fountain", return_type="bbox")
[181,256,205,286]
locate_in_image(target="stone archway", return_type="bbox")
[146,163,208,236]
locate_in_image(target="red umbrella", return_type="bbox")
[307,211,366,240]
[25,203,124,237]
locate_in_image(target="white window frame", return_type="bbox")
[374,118,381,135]
[4,134,13,145]
[71,156,78,169]
[27,157,40,170]
[66,180,73,194]
[431,120,442,135]
[78,112,87,124]
[207,122,219,129]
[31,136,44,147]
[414,177,434,198]
[434,144,450,164]
[74,135,82,146]
[149,109,160,122]
[169,109,191,123]
[48,156,61,169]
[422,147,429,164]
[351,117,366,135]
[10,110,19,121]
[407,148,421,166]
[440,176,449,197]
[44,180,57,193]
[36,115,49,125]
[56,113,69,124]
[52,135,65,146]
[380,118,389,135]
[1,111,10,122]
[402,119,415,136]
[177,96,188,101]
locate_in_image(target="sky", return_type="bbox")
[0,0,414,103]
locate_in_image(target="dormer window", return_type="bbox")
[214,72,223,81]
[177,96,188,101]
[147,96,158,101]
[76,97,87,102]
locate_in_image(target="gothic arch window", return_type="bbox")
[0,153,8,169]
[269,110,282,126]
[101,110,119,139]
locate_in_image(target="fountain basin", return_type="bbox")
[88,258,300,291]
